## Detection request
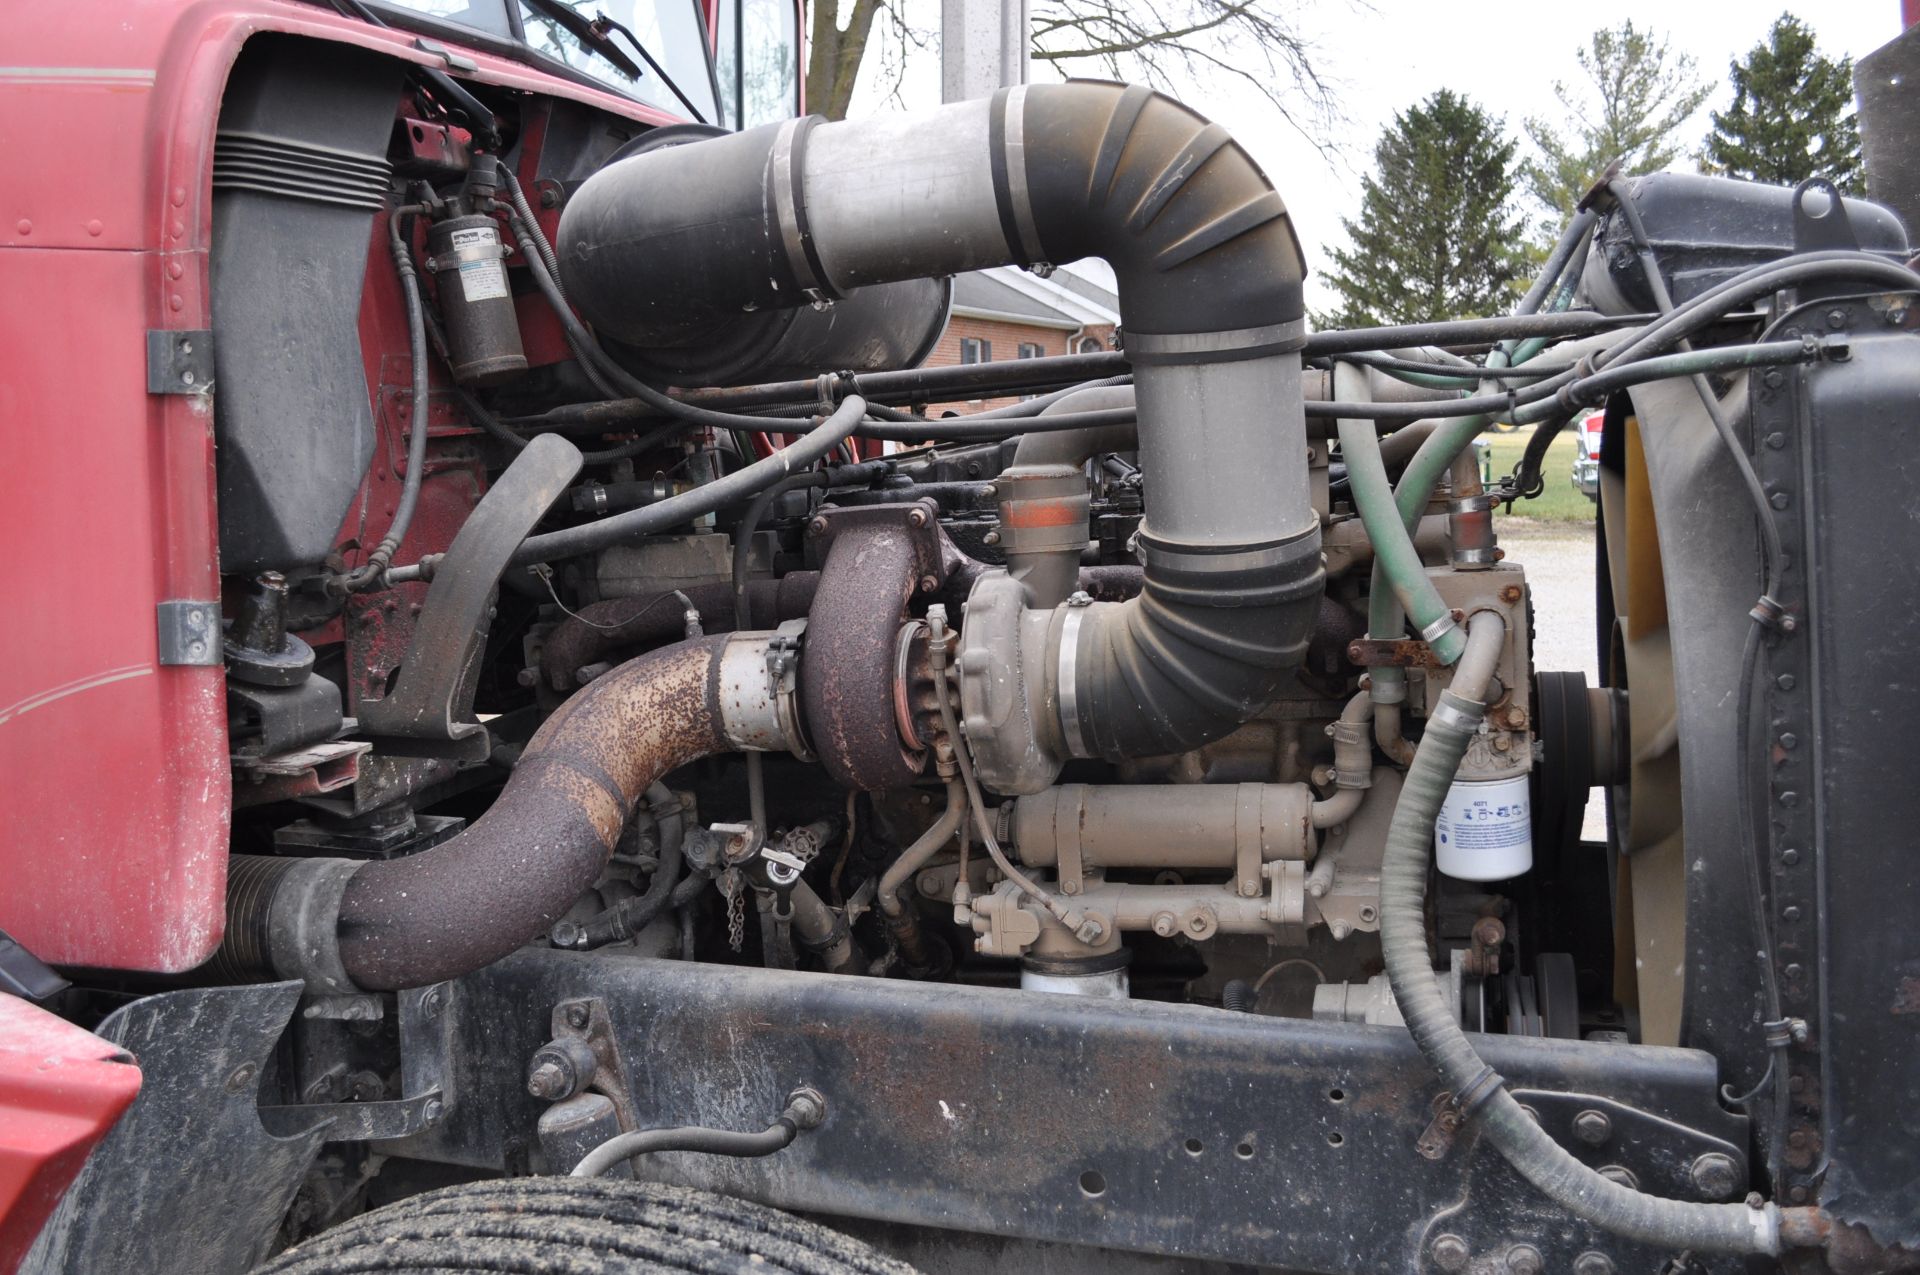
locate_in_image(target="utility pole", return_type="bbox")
[942,0,1028,103]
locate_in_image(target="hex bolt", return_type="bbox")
[982,529,1002,546]
[1782,905,1801,922]
[1499,584,1524,604]
[1770,492,1791,510]
[224,1063,259,1095]
[1572,1109,1612,1146]
[563,1003,591,1030]
[1505,1244,1543,1275]
[1776,674,1797,691]
[1781,848,1801,866]
[1597,1164,1638,1189]
[1572,1253,1614,1275]
[422,1098,446,1124]
[906,507,928,528]
[807,516,830,537]
[784,1086,829,1129]
[919,574,940,594]
[1779,732,1798,750]
[1429,1234,1469,1272]
[527,1060,570,1101]
[1766,431,1788,449]
[1690,1151,1740,1200]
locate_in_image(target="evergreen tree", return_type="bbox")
[1704,14,1863,194]
[1317,90,1526,329]
[1524,22,1711,217]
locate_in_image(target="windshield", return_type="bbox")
[714,0,798,129]
[518,0,717,121]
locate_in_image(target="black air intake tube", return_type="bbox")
[560,82,1321,772]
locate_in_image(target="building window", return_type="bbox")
[1018,341,1045,359]
[960,337,990,364]
[1078,335,1105,354]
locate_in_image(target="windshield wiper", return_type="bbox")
[520,0,646,81]
[587,9,709,125]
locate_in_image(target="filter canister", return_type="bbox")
[1434,774,1533,881]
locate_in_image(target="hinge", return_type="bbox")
[146,330,213,394]
[156,600,222,666]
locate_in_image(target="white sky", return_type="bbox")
[847,1,1904,308]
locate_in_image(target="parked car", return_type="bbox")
[1572,408,1603,500]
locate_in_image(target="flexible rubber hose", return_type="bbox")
[1378,612,1779,1255]
[1336,362,1464,664]
[567,784,685,947]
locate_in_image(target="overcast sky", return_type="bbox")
[848,1,1904,308]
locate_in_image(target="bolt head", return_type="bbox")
[1430,1234,1469,1272]
[1597,1164,1638,1189]
[1690,1152,1740,1200]
[906,507,928,528]
[1572,1109,1612,1146]
[527,1060,569,1100]
[920,574,940,594]
[807,516,829,537]
[1572,1253,1614,1275]
[564,1003,590,1030]
[1504,1244,1543,1275]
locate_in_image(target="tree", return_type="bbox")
[1523,22,1711,217]
[805,0,1341,138]
[1316,91,1527,329]
[1703,14,1863,194]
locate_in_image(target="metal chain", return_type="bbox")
[719,866,746,953]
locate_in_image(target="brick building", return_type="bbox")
[921,263,1120,415]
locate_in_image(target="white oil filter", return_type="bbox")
[1434,774,1533,880]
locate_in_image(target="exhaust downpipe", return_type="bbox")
[561,82,1323,787]
[222,633,803,991]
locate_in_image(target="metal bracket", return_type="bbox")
[145,329,213,394]
[543,997,641,1133]
[1346,637,1441,669]
[259,1089,445,1142]
[358,433,582,760]
[156,599,221,666]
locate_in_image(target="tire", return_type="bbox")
[252,1176,919,1275]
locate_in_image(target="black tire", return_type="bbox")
[253,1176,919,1275]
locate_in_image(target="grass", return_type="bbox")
[1482,425,1595,525]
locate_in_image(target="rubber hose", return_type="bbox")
[1378,613,1779,1255]
[1336,361,1465,664]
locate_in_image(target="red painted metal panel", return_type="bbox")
[0,1,678,973]
[0,998,142,1275]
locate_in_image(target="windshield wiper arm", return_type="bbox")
[590,10,708,125]
[520,0,646,80]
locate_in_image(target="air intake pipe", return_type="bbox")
[560,83,1322,787]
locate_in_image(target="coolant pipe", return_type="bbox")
[1378,612,1781,1255]
[1335,361,1465,665]
[1311,691,1375,830]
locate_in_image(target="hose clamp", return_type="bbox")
[769,117,835,299]
[1453,1063,1505,1119]
[1124,318,1307,363]
[1419,614,1460,646]
[999,84,1046,263]
[1429,692,1484,735]
[1056,600,1092,759]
